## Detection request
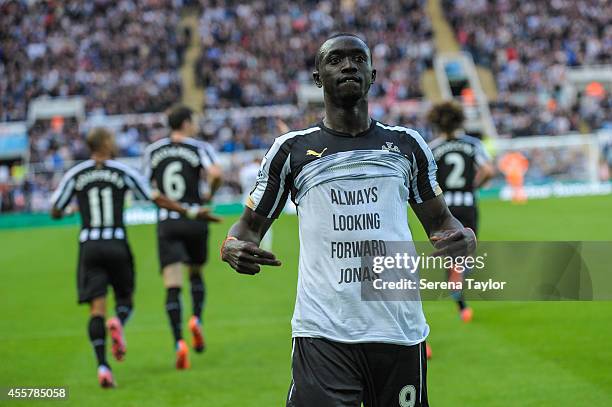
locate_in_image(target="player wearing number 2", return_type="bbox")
[428,101,494,322]
[50,128,217,388]
[142,106,223,369]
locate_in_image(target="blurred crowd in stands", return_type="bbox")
[1,0,612,213]
[444,0,612,136]
[0,0,186,122]
[194,0,433,107]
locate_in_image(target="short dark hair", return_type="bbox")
[168,106,194,131]
[427,101,465,134]
[314,32,368,70]
[86,127,113,153]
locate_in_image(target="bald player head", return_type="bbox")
[313,33,376,107]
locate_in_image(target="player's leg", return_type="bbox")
[183,223,208,353]
[114,296,133,326]
[106,297,130,362]
[89,296,115,388]
[107,242,135,362]
[187,264,206,353]
[286,337,363,407]
[78,243,115,387]
[362,341,428,407]
[89,297,108,369]
[187,265,205,321]
[163,263,190,369]
[158,222,190,369]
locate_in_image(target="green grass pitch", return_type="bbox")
[0,195,611,406]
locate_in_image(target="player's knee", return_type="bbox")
[189,271,204,292]
[188,264,203,277]
[163,263,183,287]
[189,268,203,281]
[90,296,106,317]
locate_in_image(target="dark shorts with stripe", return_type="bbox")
[157,219,209,270]
[449,205,479,236]
[287,337,428,407]
[77,240,134,304]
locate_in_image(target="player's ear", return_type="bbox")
[313,71,322,88]
[371,69,377,84]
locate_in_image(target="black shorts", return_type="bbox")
[287,337,428,407]
[157,219,209,270]
[77,240,134,304]
[449,205,479,236]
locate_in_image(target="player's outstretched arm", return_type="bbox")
[474,161,495,189]
[204,164,223,203]
[221,207,281,275]
[411,195,477,258]
[151,190,221,222]
[50,204,78,220]
[474,140,495,189]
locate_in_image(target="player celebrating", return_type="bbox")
[50,128,216,388]
[221,33,476,407]
[143,106,223,369]
[427,101,494,322]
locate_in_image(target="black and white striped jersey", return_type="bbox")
[50,159,152,240]
[247,120,442,346]
[142,137,217,221]
[429,134,490,207]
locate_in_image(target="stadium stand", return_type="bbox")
[0,0,186,121]
[443,0,612,136]
[194,0,434,107]
[1,0,611,213]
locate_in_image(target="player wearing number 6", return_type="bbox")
[428,101,495,324]
[142,106,223,369]
[49,128,217,388]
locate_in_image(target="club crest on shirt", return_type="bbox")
[382,142,400,153]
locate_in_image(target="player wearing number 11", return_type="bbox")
[142,106,223,369]
[49,128,217,388]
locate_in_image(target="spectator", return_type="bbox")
[444,0,612,137]
[195,0,433,108]
[0,0,186,121]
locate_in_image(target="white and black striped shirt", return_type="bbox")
[247,120,441,346]
[142,137,218,220]
[50,159,151,239]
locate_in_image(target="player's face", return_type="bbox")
[314,37,376,106]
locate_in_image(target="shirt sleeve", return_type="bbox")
[122,166,153,201]
[406,129,443,204]
[49,172,76,211]
[474,139,492,168]
[142,145,153,182]
[198,142,219,169]
[246,137,291,219]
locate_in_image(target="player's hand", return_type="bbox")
[196,207,222,223]
[64,204,79,216]
[201,192,212,204]
[430,227,476,258]
[221,238,281,275]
